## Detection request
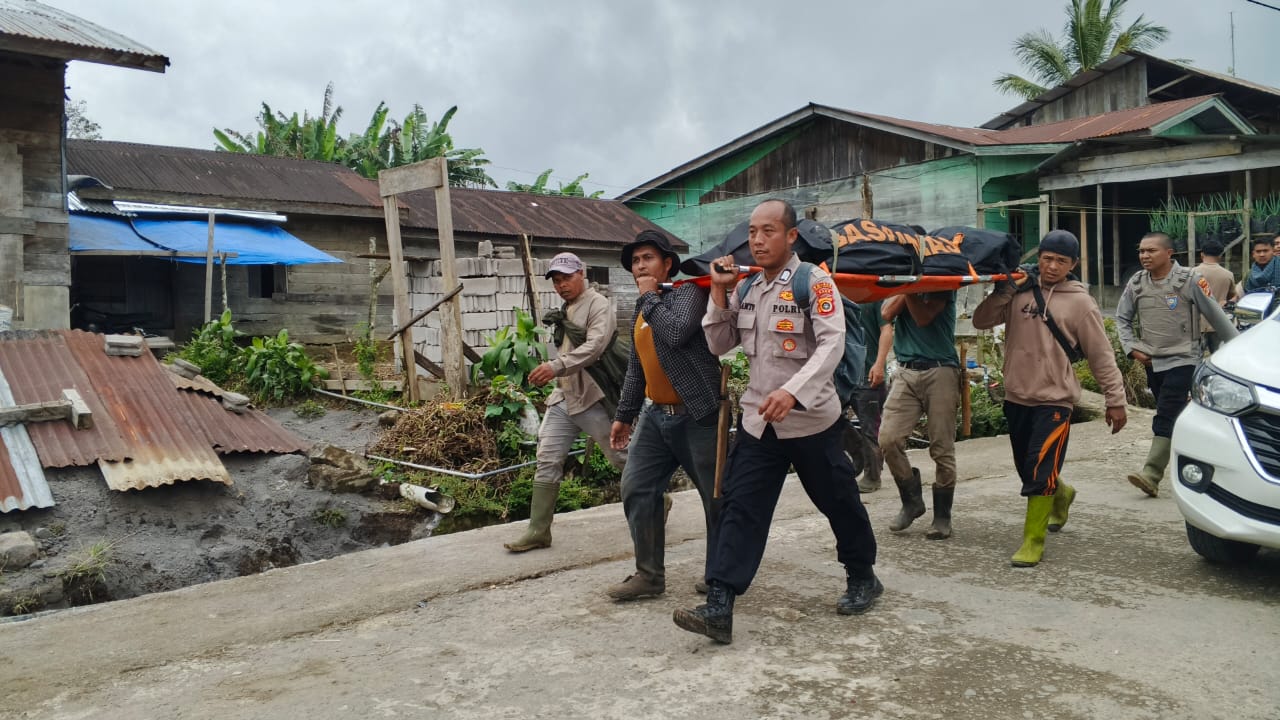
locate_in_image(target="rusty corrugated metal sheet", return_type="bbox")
[0,365,54,512]
[996,95,1216,144]
[0,0,167,71]
[0,331,309,492]
[66,140,385,214]
[848,96,1216,147]
[168,373,310,454]
[401,187,687,248]
[57,331,232,489]
[0,330,131,467]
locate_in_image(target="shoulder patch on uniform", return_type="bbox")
[1196,276,1213,299]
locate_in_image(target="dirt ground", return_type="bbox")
[0,404,437,618]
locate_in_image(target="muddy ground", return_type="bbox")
[0,404,437,618]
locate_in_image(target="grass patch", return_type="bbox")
[312,507,348,528]
[293,399,327,419]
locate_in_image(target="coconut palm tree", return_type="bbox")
[994,0,1170,99]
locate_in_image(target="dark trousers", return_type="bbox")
[852,384,888,443]
[707,419,877,596]
[619,406,719,584]
[1146,364,1195,438]
[1004,402,1071,497]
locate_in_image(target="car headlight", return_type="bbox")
[1192,365,1256,415]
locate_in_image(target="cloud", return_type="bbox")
[50,0,1280,198]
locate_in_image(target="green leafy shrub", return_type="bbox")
[312,507,347,527]
[241,329,328,402]
[472,308,550,393]
[963,381,1009,438]
[293,399,327,419]
[172,309,241,384]
[1070,317,1153,408]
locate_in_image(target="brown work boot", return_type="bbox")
[606,573,665,601]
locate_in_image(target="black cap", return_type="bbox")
[1200,238,1225,256]
[621,229,681,277]
[1039,229,1080,260]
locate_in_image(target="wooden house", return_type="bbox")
[0,0,167,329]
[66,141,682,343]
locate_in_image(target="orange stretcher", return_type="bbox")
[668,265,1025,302]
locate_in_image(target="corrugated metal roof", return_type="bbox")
[0,365,54,512]
[401,187,687,248]
[0,330,309,494]
[620,97,1241,199]
[0,0,167,71]
[66,140,386,215]
[844,96,1221,146]
[66,139,684,248]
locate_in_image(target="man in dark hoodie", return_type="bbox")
[973,230,1128,567]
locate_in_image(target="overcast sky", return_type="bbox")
[50,0,1280,198]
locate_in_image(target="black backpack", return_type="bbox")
[737,263,866,407]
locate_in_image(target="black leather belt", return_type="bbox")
[651,403,688,415]
[902,360,958,371]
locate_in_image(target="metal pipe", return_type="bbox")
[312,387,406,412]
[366,451,584,480]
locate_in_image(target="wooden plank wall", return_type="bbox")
[1025,61,1147,126]
[0,51,69,329]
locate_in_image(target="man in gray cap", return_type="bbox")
[505,252,626,552]
[974,230,1127,567]
[607,230,722,600]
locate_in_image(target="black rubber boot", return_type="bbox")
[925,485,953,540]
[837,569,884,615]
[672,581,735,644]
[889,467,927,532]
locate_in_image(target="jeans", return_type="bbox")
[619,405,719,584]
[535,400,626,486]
[707,419,877,596]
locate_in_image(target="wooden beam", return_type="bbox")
[1147,72,1193,98]
[0,215,35,235]
[414,349,446,379]
[203,212,215,323]
[433,159,467,400]
[378,161,445,197]
[1080,208,1089,286]
[0,389,91,430]
[1042,148,1280,191]
[384,284,463,341]
[1096,185,1104,300]
[1112,186,1121,286]
[520,234,542,321]
[977,194,1049,210]
[382,195,419,403]
[1068,141,1242,174]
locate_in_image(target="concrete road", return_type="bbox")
[3,415,1278,720]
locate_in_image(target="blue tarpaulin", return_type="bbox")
[132,219,342,265]
[69,214,168,254]
[68,213,342,265]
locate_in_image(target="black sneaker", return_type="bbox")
[836,575,884,615]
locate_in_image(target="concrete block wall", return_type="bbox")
[407,249,564,364]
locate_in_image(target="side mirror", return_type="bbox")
[1233,291,1278,329]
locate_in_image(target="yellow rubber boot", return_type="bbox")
[1011,495,1054,568]
[1047,483,1076,533]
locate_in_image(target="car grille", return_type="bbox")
[1206,482,1280,527]
[1239,410,1280,479]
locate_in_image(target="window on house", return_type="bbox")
[587,267,610,288]
[247,264,287,298]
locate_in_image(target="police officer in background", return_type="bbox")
[1117,232,1237,498]
[672,199,881,645]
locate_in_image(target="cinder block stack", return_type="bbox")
[406,253,560,364]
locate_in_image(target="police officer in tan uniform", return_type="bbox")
[672,199,881,645]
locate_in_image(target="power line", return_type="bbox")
[1245,0,1280,11]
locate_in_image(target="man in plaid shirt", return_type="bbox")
[607,230,722,601]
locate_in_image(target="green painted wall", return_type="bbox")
[977,154,1053,249]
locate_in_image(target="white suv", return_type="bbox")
[1172,291,1280,564]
